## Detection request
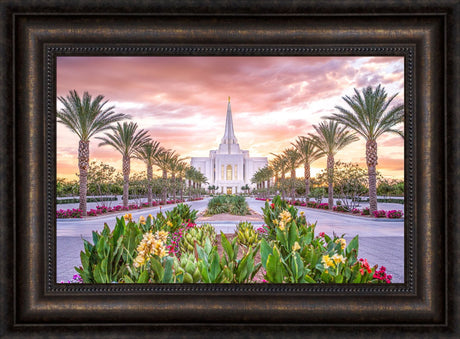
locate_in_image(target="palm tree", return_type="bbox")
[309,121,358,209]
[270,153,288,199]
[154,150,178,202]
[57,90,127,216]
[168,155,188,201]
[328,84,404,213]
[134,140,165,205]
[283,148,302,199]
[175,162,188,201]
[292,136,324,199]
[97,122,151,208]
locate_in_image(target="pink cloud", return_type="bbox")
[56,56,405,180]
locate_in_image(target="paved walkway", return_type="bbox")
[57,197,404,283]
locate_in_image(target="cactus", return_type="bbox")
[235,221,260,248]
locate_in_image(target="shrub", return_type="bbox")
[260,195,388,283]
[316,203,329,210]
[307,201,317,208]
[333,205,349,212]
[154,203,198,233]
[206,195,250,216]
[373,210,386,218]
[387,210,403,219]
[75,217,144,283]
[351,208,360,214]
[361,207,370,215]
[56,208,82,218]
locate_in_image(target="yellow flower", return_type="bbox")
[292,241,301,252]
[133,255,145,268]
[335,238,346,250]
[279,210,292,223]
[300,211,305,216]
[123,213,132,222]
[278,221,285,231]
[266,199,269,202]
[156,230,169,243]
[331,253,346,265]
[166,220,173,228]
[321,255,335,269]
[273,219,279,225]
[138,216,146,225]
[148,214,153,220]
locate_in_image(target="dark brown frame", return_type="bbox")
[1,1,458,337]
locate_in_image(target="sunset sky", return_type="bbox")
[56,56,404,181]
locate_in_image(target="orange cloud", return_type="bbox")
[56,56,404,180]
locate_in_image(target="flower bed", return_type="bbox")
[276,199,403,219]
[56,199,187,218]
[56,208,83,218]
[70,195,393,284]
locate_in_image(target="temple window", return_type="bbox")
[226,165,233,181]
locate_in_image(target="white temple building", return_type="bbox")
[190,97,268,194]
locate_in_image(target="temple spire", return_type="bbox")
[221,97,238,146]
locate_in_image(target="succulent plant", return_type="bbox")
[235,221,260,248]
[179,223,216,255]
[173,253,201,283]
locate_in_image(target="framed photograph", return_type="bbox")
[1,0,458,337]
[55,55,406,286]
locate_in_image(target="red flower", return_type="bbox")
[270,203,275,209]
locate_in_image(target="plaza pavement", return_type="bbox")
[57,197,404,283]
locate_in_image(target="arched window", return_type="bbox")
[226,165,233,181]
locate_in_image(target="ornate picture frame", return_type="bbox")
[1,1,458,337]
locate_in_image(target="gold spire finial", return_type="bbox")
[228,96,231,103]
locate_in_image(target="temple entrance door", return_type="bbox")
[227,187,232,195]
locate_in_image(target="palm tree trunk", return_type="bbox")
[78,140,89,216]
[290,169,296,200]
[179,177,184,201]
[267,179,270,199]
[171,173,176,201]
[304,162,311,200]
[147,164,153,205]
[162,170,167,202]
[122,154,130,208]
[366,140,378,213]
[327,154,334,210]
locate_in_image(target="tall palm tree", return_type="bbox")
[309,121,358,209]
[57,90,127,216]
[329,84,404,213]
[134,140,165,205]
[168,155,188,201]
[270,153,288,199]
[175,162,188,201]
[97,122,151,208]
[292,136,324,199]
[283,148,302,199]
[154,150,178,202]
